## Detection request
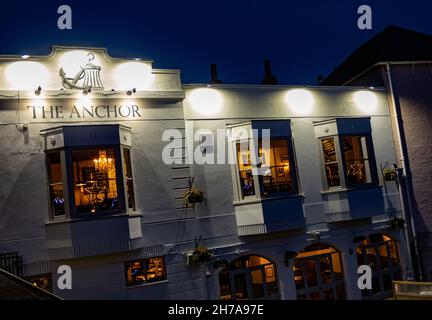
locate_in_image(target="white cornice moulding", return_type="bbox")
[0,90,185,100]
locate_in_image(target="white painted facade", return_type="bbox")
[0,47,408,299]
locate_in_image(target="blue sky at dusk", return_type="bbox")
[1,0,432,84]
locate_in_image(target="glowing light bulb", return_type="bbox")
[188,88,223,115]
[353,91,377,112]
[284,89,314,115]
[5,61,48,90]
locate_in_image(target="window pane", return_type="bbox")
[321,138,340,187]
[236,142,255,198]
[264,265,278,296]
[72,149,119,214]
[219,271,232,300]
[260,139,294,197]
[47,152,65,216]
[251,269,265,298]
[125,257,167,287]
[293,260,305,289]
[233,273,249,299]
[342,136,372,185]
[25,274,52,292]
[123,148,135,210]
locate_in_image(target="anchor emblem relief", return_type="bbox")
[59,52,104,90]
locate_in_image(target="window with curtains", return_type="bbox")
[319,134,376,190]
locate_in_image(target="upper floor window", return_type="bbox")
[47,152,65,217]
[72,148,119,214]
[341,136,372,186]
[236,141,256,198]
[315,118,377,190]
[123,148,136,210]
[321,137,340,188]
[229,120,298,201]
[260,139,294,197]
[41,125,136,219]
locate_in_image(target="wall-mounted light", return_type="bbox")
[15,123,29,132]
[285,88,314,115]
[115,62,154,90]
[188,88,223,116]
[127,88,136,96]
[21,55,30,59]
[82,88,91,95]
[6,61,48,90]
[34,86,42,96]
[353,90,377,112]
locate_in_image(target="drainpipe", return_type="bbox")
[385,63,421,280]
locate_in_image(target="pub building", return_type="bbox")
[0,47,409,300]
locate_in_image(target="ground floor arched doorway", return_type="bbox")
[356,233,401,299]
[219,255,279,300]
[293,243,346,300]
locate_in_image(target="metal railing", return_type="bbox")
[0,252,23,277]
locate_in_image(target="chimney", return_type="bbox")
[262,59,278,85]
[209,64,222,84]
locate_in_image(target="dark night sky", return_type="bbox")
[1,0,432,85]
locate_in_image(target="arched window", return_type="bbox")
[356,233,401,299]
[293,243,346,300]
[219,255,278,300]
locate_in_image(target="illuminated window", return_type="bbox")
[47,152,65,217]
[125,257,167,287]
[341,136,372,186]
[25,273,52,292]
[219,255,278,300]
[293,243,346,300]
[72,148,119,214]
[123,148,135,210]
[356,234,401,299]
[236,139,297,199]
[316,119,377,190]
[259,139,295,197]
[42,125,137,219]
[236,142,256,198]
[320,138,340,188]
[320,135,376,189]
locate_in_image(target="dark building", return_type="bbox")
[323,25,432,281]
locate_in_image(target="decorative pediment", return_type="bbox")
[0,46,181,92]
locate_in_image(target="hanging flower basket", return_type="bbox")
[383,168,397,181]
[187,236,213,266]
[189,245,213,265]
[185,187,205,205]
[184,177,205,208]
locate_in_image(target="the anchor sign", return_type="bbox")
[59,52,104,90]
